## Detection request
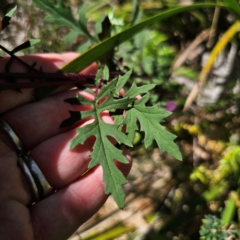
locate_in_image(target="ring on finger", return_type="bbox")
[0,118,53,202]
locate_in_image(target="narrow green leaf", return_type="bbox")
[103,65,110,80]
[98,16,112,41]
[95,67,103,85]
[222,0,240,17]
[221,195,236,225]
[2,6,17,31]
[4,39,40,77]
[97,15,115,68]
[5,5,17,17]
[202,183,227,201]
[11,39,41,53]
[60,3,220,73]
[130,0,140,25]
[115,70,132,94]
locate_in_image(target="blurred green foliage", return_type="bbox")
[200,214,238,240]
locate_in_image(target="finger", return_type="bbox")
[30,155,132,240]
[0,140,32,204]
[0,52,97,114]
[0,53,77,113]
[1,88,96,150]
[30,128,96,188]
[29,109,120,189]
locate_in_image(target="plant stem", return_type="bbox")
[0,45,40,73]
[0,72,120,89]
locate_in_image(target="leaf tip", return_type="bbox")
[173,150,182,161]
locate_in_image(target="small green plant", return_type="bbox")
[200,214,238,240]
[191,146,240,239]
[63,68,181,208]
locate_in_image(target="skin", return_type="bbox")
[0,53,132,240]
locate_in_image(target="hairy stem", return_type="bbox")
[0,72,120,89]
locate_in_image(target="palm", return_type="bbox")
[0,53,131,240]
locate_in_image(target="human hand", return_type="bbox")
[0,53,132,240]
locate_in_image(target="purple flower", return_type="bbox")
[166,101,177,111]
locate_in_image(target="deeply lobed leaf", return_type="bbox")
[66,70,181,208]
[122,88,182,160]
[69,91,133,208]
[33,0,95,41]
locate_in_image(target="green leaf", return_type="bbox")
[33,0,96,42]
[94,67,103,85]
[1,6,17,31]
[122,93,182,160]
[4,39,41,79]
[130,0,140,25]
[221,195,236,225]
[73,120,130,208]
[222,0,240,17]
[124,82,156,98]
[67,72,181,207]
[98,16,112,41]
[96,78,118,100]
[97,15,116,69]
[70,90,134,208]
[115,70,132,94]
[103,65,109,80]
[11,39,41,53]
[64,30,79,44]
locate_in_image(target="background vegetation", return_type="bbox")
[1,0,240,239]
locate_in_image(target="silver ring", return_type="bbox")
[0,118,23,153]
[18,155,40,201]
[21,154,53,198]
[0,118,53,201]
